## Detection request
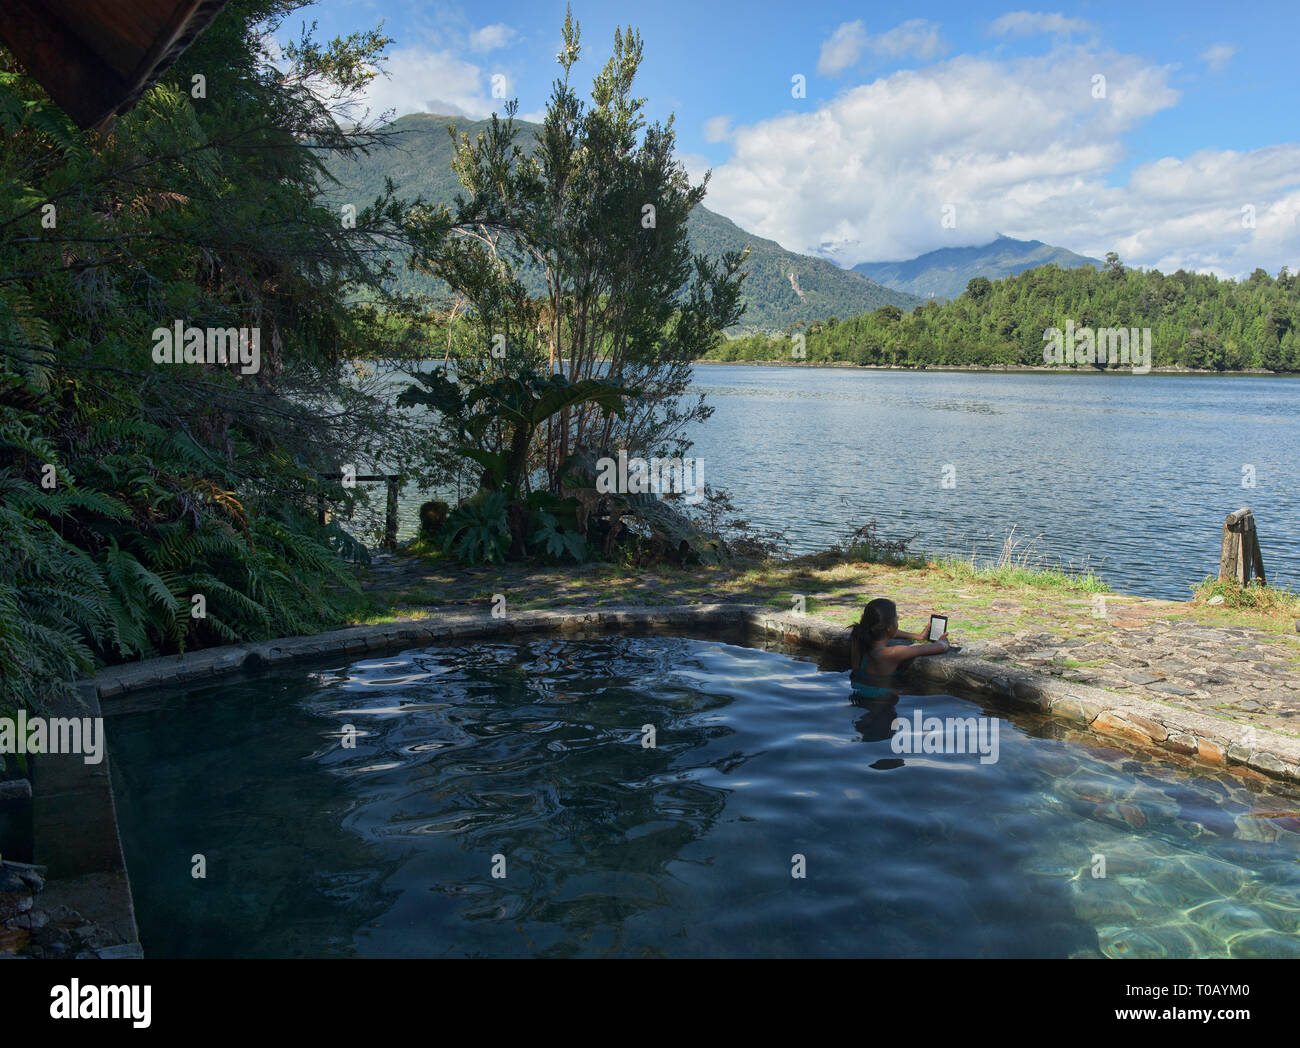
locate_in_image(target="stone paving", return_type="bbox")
[356,553,1300,742]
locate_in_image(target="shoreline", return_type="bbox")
[692,359,1289,375]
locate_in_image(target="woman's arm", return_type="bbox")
[898,621,936,642]
[876,634,949,666]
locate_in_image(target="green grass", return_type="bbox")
[1192,576,1300,616]
[931,556,1111,593]
[838,547,928,569]
[403,534,448,558]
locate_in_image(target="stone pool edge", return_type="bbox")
[21,681,143,959]
[751,607,1300,783]
[84,603,1300,786]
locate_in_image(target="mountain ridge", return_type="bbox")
[851,234,1102,300]
[323,112,922,331]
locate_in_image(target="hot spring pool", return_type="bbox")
[104,635,1300,958]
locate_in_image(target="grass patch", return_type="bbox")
[931,556,1111,593]
[402,535,449,559]
[1192,576,1300,616]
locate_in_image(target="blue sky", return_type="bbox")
[292,1,1300,276]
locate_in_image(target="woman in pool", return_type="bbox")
[850,597,949,682]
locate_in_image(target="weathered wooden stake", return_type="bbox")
[384,475,400,552]
[1219,507,1266,586]
[317,472,402,551]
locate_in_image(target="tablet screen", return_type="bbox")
[928,615,947,641]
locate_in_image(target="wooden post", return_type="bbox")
[384,475,400,552]
[1219,513,1239,582]
[1250,520,1267,586]
[1219,507,1265,585]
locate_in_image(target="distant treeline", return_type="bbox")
[704,258,1300,371]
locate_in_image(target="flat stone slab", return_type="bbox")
[1122,671,1164,686]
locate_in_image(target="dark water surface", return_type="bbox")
[107,636,1300,958]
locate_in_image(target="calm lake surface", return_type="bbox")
[683,366,1300,600]
[388,365,1300,601]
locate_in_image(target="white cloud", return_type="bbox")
[990,11,1093,37]
[1200,43,1236,73]
[348,46,499,124]
[1081,149,1300,278]
[818,21,870,76]
[329,13,526,125]
[676,151,713,188]
[469,24,517,53]
[703,115,733,143]
[873,20,946,61]
[817,19,946,76]
[703,44,1300,278]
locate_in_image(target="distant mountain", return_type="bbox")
[851,235,1102,301]
[324,113,920,331]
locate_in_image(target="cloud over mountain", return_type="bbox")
[705,39,1299,279]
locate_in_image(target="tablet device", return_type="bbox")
[927,615,948,641]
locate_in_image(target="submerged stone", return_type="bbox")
[1097,927,1172,959]
[1227,930,1300,958]
[1128,875,1212,913]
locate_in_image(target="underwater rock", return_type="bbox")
[1097,927,1172,959]
[1127,875,1212,913]
[1227,930,1300,959]
[1068,876,1141,924]
[1065,777,1124,804]
[1234,813,1280,843]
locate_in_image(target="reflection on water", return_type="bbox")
[107,637,1300,958]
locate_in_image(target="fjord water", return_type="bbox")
[387,366,1300,600]
[107,637,1300,958]
[687,367,1300,600]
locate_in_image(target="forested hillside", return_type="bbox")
[324,112,920,331]
[708,260,1300,370]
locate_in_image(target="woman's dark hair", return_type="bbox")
[850,598,898,666]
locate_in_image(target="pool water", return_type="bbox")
[105,636,1300,958]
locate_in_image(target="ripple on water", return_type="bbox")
[1186,898,1268,941]
[1176,853,1255,897]
[103,635,1300,958]
[1127,873,1218,914]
